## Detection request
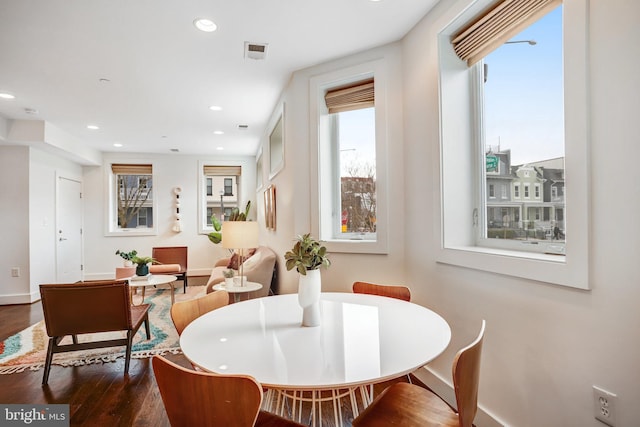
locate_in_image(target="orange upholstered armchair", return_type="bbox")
[39,279,151,385]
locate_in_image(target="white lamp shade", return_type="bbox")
[221,221,259,249]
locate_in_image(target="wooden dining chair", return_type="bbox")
[352,281,412,302]
[39,279,151,385]
[152,355,306,427]
[170,290,229,336]
[352,320,486,427]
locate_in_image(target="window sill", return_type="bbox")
[437,245,588,290]
[322,239,388,255]
[105,229,157,237]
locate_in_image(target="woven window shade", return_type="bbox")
[324,78,374,114]
[452,0,561,66]
[111,164,152,175]
[203,165,242,176]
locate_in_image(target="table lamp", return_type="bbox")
[221,221,259,286]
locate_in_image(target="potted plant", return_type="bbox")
[284,233,331,275]
[115,249,137,267]
[208,201,251,245]
[131,255,155,277]
[222,269,235,287]
[284,234,330,327]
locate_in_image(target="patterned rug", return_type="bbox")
[0,285,205,374]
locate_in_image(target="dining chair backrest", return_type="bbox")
[352,281,411,302]
[152,355,262,427]
[170,290,229,335]
[453,319,486,427]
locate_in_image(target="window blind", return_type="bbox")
[203,165,242,176]
[324,78,374,114]
[452,0,561,66]
[111,164,152,175]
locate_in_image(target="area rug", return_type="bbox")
[0,285,206,374]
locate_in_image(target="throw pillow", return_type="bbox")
[226,248,257,270]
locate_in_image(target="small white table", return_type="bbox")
[180,292,451,425]
[212,281,263,303]
[128,274,178,305]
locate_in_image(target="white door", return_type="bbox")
[56,176,83,282]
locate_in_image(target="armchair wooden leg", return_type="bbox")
[144,314,151,339]
[124,331,133,375]
[42,337,56,385]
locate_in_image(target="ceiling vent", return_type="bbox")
[237,124,249,130]
[244,42,268,60]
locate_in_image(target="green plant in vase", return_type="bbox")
[131,255,156,277]
[208,201,251,245]
[115,249,137,266]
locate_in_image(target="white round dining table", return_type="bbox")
[180,292,451,389]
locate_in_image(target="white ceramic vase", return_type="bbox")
[298,269,321,327]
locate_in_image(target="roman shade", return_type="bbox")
[111,164,152,175]
[324,78,374,114]
[452,0,562,66]
[203,165,242,176]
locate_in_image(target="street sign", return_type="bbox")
[486,155,498,172]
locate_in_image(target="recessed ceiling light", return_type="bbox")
[216,147,224,151]
[209,105,222,111]
[194,18,217,33]
[113,143,123,147]
[214,130,224,135]
[0,92,15,99]
[87,125,100,130]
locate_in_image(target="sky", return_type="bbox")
[336,6,564,172]
[484,6,564,165]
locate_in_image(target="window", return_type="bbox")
[438,0,590,289]
[198,164,241,233]
[224,178,233,196]
[206,178,213,196]
[501,185,507,199]
[107,163,157,235]
[310,60,389,254]
[489,184,495,198]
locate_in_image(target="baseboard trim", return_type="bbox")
[413,367,506,427]
[0,291,40,305]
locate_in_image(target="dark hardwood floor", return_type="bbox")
[0,300,412,426]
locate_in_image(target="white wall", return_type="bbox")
[0,146,30,302]
[401,0,640,426]
[0,145,81,304]
[261,43,407,296]
[82,153,256,280]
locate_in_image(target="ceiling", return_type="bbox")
[0,0,439,157]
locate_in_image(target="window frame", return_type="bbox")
[105,161,157,236]
[436,0,590,289]
[309,60,389,254]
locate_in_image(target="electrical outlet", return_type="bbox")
[593,385,617,426]
[11,267,20,277]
